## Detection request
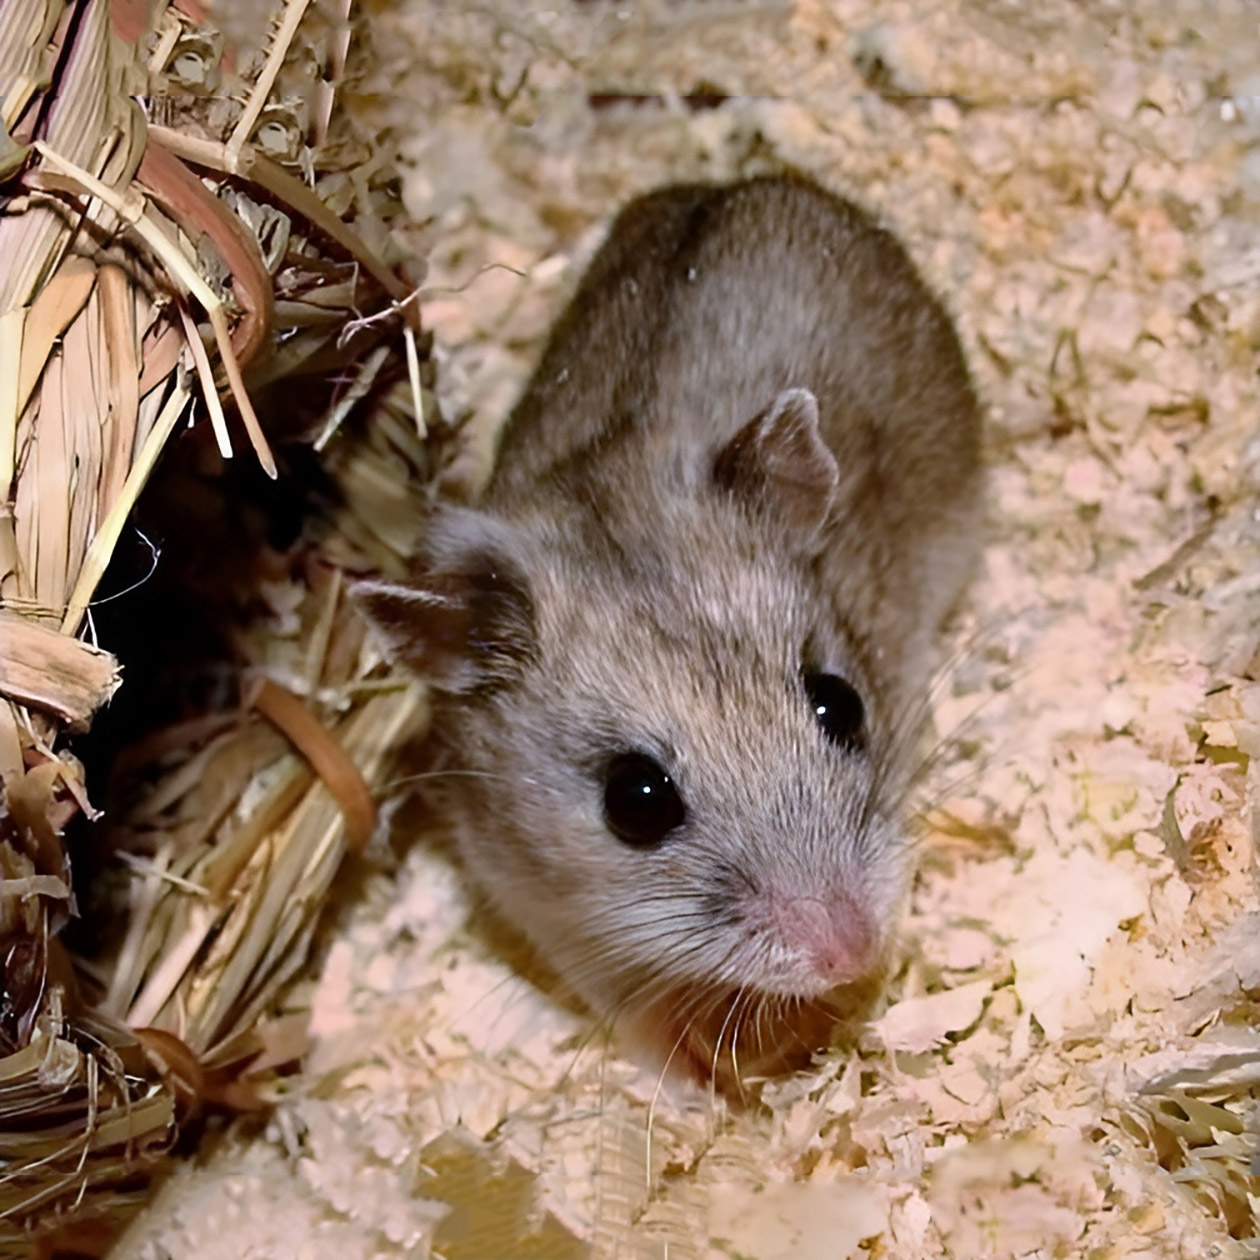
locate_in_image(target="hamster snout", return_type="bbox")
[754,892,881,990]
[355,173,981,1081]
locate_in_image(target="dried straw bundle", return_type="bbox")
[0,0,429,1247]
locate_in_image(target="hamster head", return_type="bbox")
[355,389,910,1078]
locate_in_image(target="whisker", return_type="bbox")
[383,767,538,793]
[646,1019,699,1186]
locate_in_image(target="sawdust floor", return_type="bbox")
[114,2,1260,1257]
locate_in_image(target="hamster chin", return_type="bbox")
[614,967,892,1089]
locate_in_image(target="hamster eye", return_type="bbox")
[603,753,686,847]
[802,672,865,751]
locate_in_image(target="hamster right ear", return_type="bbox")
[350,511,537,694]
[711,387,838,547]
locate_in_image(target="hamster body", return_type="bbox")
[358,174,981,1078]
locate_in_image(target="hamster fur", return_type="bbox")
[356,173,982,1080]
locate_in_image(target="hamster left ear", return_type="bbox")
[712,387,838,546]
[350,519,536,693]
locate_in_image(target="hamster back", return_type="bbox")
[356,173,981,1079]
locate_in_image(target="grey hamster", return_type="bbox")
[356,173,981,1079]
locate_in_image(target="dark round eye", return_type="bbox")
[803,672,865,751]
[603,753,686,847]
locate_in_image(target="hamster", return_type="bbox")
[355,173,982,1081]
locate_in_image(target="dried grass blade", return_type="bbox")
[135,316,183,402]
[225,0,313,167]
[212,692,426,1048]
[0,506,24,607]
[97,263,139,512]
[404,323,426,438]
[136,139,275,368]
[198,755,312,904]
[14,255,96,421]
[125,898,218,1031]
[145,9,182,74]
[61,302,104,591]
[60,380,189,635]
[0,702,23,784]
[174,303,233,460]
[131,1027,205,1109]
[31,142,276,477]
[0,0,64,132]
[0,307,21,496]
[124,725,268,834]
[248,677,377,854]
[0,609,120,722]
[183,833,286,1050]
[206,304,276,478]
[312,342,389,451]
[100,844,177,1020]
[244,150,410,304]
[0,0,112,312]
[302,565,341,692]
[30,350,69,613]
[43,0,110,167]
[149,125,410,305]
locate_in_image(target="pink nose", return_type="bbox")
[786,896,880,986]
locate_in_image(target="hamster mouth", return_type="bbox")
[618,970,887,1092]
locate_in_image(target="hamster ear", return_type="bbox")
[712,387,838,545]
[350,511,536,694]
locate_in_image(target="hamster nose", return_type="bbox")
[790,896,880,985]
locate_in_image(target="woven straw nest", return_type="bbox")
[0,0,436,1249]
